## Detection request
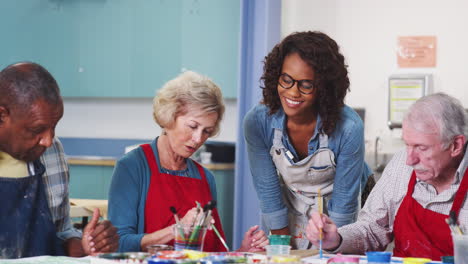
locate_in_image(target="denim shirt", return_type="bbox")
[244,104,371,229]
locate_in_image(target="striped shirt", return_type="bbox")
[335,149,468,253]
[40,138,82,241]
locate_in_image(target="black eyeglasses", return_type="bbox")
[278,73,315,94]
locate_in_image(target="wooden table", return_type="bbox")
[70,198,108,227]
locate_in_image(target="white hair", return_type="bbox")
[404,93,468,147]
[152,71,225,136]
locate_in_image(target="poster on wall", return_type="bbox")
[397,36,437,68]
[388,74,432,129]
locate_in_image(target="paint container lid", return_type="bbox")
[402,257,432,264]
[147,244,175,255]
[268,235,291,245]
[98,252,150,261]
[148,257,177,264]
[200,255,247,264]
[270,255,300,263]
[327,256,359,264]
[441,256,454,263]
[157,250,187,259]
[366,251,392,263]
[183,249,209,260]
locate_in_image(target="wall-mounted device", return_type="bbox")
[387,74,432,129]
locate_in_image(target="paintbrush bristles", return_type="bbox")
[170,206,181,223]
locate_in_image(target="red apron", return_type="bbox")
[393,168,468,260]
[141,144,227,252]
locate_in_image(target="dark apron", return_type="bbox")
[0,160,65,258]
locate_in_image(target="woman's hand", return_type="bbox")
[180,207,200,225]
[237,225,268,252]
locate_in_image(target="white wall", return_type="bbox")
[282,0,468,150]
[56,98,238,142]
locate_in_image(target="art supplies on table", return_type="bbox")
[302,253,443,264]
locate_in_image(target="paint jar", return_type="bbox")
[366,251,392,263]
[268,235,291,245]
[441,256,454,264]
[247,254,267,264]
[147,244,174,256]
[97,252,150,263]
[157,250,187,260]
[200,255,247,264]
[265,245,291,256]
[453,234,468,264]
[326,256,359,264]
[147,257,177,264]
[402,257,432,264]
[270,255,300,264]
[183,249,209,260]
[173,224,207,251]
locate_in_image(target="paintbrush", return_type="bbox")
[186,203,208,247]
[202,200,215,227]
[170,206,187,240]
[205,200,230,251]
[446,210,464,235]
[318,188,323,259]
[190,201,201,228]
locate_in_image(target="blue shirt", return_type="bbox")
[244,104,371,229]
[108,138,217,252]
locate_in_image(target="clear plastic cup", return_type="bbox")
[265,245,291,256]
[453,234,468,264]
[173,224,207,251]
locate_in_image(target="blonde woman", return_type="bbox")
[109,71,267,252]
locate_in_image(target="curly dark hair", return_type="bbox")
[261,31,350,135]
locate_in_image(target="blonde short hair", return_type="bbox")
[153,71,225,136]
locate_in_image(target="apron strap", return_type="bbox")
[273,129,283,147]
[141,143,159,173]
[319,133,329,149]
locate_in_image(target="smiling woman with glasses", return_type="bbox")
[278,73,316,94]
[243,31,373,249]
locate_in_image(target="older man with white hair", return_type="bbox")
[306,93,468,261]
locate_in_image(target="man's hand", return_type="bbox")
[237,225,269,252]
[305,212,341,250]
[82,208,119,255]
[64,237,85,257]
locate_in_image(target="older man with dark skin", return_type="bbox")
[306,93,468,261]
[0,62,118,258]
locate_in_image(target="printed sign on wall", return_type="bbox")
[397,36,437,68]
